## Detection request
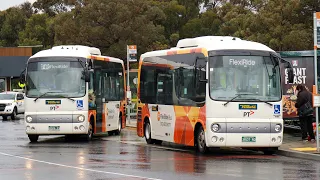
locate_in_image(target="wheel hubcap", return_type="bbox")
[88,124,92,138]
[145,124,150,139]
[198,130,205,148]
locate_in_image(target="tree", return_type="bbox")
[181,10,222,38]
[54,0,168,59]
[19,13,54,48]
[0,7,27,47]
[245,0,312,51]
[33,0,81,16]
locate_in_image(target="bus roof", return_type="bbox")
[176,36,275,52]
[28,45,124,65]
[141,36,276,61]
[89,55,124,65]
[30,45,101,59]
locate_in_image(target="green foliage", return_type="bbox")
[0,0,317,54]
[0,7,27,47]
[19,14,54,48]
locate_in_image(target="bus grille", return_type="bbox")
[0,104,5,111]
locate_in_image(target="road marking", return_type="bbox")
[0,152,162,180]
[290,147,317,151]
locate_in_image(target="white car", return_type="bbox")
[0,92,25,120]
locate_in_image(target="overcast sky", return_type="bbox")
[0,0,36,11]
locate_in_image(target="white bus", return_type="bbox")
[136,36,294,154]
[20,45,127,142]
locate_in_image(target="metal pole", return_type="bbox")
[127,45,130,125]
[313,13,319,152]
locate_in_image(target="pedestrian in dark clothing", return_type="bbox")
[295,84,315,142]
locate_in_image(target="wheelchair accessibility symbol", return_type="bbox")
[76,100,84,110]
[274,105,280,114]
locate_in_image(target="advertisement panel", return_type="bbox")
[280,55,315,119]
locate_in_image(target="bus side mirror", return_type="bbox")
[280,58,294,84]
[19,74,25,84]
[284,61,294,84]
[19,69,26,88]
[82,70,90,82]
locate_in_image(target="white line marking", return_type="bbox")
[0,152,162,180]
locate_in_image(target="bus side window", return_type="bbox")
[156,72,173,105]
[195,58,207,105]
[140,66,156,104]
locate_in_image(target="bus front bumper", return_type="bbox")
[205,118,283,148]
[25,113,89,135]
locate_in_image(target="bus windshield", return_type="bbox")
[26,60,85,98]
[209,55,281,102]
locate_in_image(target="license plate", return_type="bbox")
[49,126,60,131]
[242,136,256,142]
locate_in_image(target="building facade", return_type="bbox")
[0,47,31,92]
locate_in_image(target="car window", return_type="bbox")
[17,94,24,100]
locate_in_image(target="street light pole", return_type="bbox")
[313,12,319,152]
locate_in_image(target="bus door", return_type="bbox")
[103,73,120,131]
[95,69,104,133]
[150,72,173,141]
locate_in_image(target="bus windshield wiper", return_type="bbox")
[55,94,75,102]
[223,93,253,106]
[240,98,273,106]
[34,91,62,102]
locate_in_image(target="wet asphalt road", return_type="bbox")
[1,116,320,180]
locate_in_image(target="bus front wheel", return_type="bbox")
[115,115,122,135]
[196,126,208,154]
[28,135,39,143]
[86,122,93,141]
[262,147,278,155]
[144,121,155,144]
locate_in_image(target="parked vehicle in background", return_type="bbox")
[0,91,25,120]
[136,36,294,154]
[20,45,127,143]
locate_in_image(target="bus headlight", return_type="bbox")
[77,115,85,122]
[211,124,220,132]
[6,103,12,106]
[26,116,32,123]
[275,124,281,132]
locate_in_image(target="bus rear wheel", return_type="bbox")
[115,115,122,135]
[28,135,39,143]
[196,126,208,154]
[144,121,155,144]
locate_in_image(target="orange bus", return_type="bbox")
[136,36,294,154]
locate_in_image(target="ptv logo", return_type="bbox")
[243,111,254,117]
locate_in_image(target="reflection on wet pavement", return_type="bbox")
[0,117,319,180]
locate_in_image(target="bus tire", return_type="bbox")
[115,115,122,135]
[11,107,17,120]
[155,140,162,145]
[28,135,39,143]
[86,121,93,141]
[263,147,278,155]
[144,120,155,144]
[196,126,207,154]
[2,116,7,120]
